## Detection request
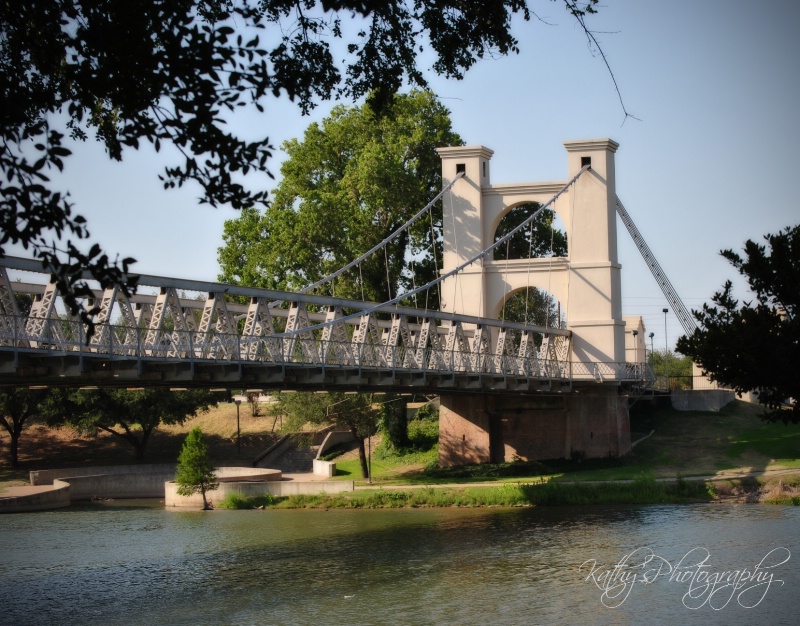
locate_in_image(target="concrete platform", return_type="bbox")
[0,484,70,513]
[3,465,345,513]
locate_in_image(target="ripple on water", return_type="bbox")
[1,504,799,626]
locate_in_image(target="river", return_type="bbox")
[1,502,798,625]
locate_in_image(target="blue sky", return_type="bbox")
[16,0,800,352]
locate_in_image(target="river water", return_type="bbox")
[1,502,798,625]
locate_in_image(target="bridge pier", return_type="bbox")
[438,387,631,466]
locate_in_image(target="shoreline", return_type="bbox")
[214,475,800,510]
[5,469,800,512]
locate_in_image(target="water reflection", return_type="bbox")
[1,504,798,625]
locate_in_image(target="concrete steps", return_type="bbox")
[254,436,319,473]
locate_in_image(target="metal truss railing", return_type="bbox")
[0,256,646,389]
[0,313,574,380]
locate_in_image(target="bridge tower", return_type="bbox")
[435,140,630,466]
[437,139,624,367]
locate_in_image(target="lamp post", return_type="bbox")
[234,398,241,454]
[632,329,639,378]
[662,308,669,391]
[648,332,654,372]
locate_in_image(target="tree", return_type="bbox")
[48,388,223,460]
[379,394,410,451]
[218,89,462,304]
[218,90,459,456]
[175,427,218,510]
[1,1,603,330]
[0,388,45,468]
[274,391,380,479]
[677,225,800,422]
[647,349,693,391]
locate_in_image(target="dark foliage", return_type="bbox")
[1,0,600,332]
[677,225,799,422]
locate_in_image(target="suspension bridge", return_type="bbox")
[0,139,696,463]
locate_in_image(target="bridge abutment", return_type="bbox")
[438,387,631,466]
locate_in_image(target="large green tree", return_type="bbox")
[218,89,462,304]
[677,225,799,422]
[219,92,462,460]
[48,388,223,460]
[1,1,603,328]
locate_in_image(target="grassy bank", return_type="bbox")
[4,398,800,505]
[216,473,714,509]
[330,400,800,487]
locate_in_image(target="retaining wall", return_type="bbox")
[53,472,176,499]
[317,431,355,458]
[164,478,354,508]
[31,464,177,486]
[671,390,735,412]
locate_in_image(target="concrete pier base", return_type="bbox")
[438,385,631,466]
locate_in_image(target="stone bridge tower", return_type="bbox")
[434,139,631,466]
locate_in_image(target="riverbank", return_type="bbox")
[4,400,800,509]
[217,474,712,509]
[215,470,800,510]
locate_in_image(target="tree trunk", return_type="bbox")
[201,485,211,510]
[8,429,20,468]
[354,430,369,479]
[133,440,146,461]
[2,415,24,468]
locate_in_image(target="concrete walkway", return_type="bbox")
[352,468,800,491]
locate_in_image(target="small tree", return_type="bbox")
[0,388,45,468]
[247,391,262,417]
[175,427,218,510]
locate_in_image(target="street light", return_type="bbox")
[632,329,639,378]
[648,332,655,368]
[663,308,669,391]
[233,398,241,454]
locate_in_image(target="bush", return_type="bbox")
[216,492,277,509]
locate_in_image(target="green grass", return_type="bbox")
[210,474,714,510]
[727,422,800,464]
[542,400,800,481]
[216,492,278,509]
[332,416,441,482]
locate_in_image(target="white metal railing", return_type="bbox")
[1,312,649,386]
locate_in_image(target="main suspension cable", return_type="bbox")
[281,165,590,337]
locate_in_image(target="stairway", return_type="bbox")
[255,436,319,473]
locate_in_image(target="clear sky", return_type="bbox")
[13,0,800,352]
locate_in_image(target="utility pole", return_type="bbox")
[663,308,669,391]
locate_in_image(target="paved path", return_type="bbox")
[0,485,60,498]
[352,468,800,491]
[5,467,800,501]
